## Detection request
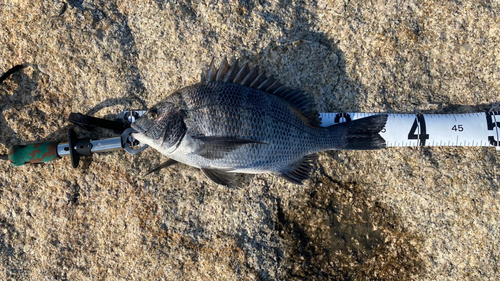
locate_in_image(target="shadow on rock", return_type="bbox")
[277,177,423,280]
[0,64,55,148]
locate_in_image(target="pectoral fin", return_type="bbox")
[201,168,234,187]
[144,159,178,176]
[193,136,267,160]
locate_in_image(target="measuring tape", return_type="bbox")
[320,112,500,151]
[121,110,500,151]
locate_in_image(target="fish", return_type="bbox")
[131,57,388,186]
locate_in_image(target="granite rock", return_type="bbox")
[0,0,499,280]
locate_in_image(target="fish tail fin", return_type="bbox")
[334,114,388,150]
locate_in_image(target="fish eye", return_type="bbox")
[148,110,158,120]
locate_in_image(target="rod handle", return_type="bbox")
[8,141,60,166]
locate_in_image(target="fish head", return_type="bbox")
[131,101,187,153]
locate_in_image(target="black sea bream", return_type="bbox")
[131,58,387,186]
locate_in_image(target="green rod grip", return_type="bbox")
[8,141,60,166]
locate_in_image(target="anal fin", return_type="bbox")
[201,168,234,187]
[280,154,318,185]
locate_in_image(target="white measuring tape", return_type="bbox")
[124,110,500,151]
[320,112,500,151]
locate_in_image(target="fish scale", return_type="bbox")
[184,85,312,170]
[131,58,387,186]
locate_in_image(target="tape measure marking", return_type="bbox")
[487,112,500,147]
[320,112,500,150]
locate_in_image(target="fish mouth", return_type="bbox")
[130,123,145,134]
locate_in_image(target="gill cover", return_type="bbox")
[133,104,187,150]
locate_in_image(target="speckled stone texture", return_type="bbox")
[0,0,499,280]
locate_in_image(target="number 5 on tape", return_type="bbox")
[486,111,500,147]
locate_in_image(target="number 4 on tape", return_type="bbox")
[408,114,429,146]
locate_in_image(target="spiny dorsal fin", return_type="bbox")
[280,154,318,185]
[202,57,321,126]
[216,57,230,82]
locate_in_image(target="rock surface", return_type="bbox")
[0,0,499,280]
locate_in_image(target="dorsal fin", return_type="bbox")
[202,57,321,126]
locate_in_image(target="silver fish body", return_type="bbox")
[132,58,387,186]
